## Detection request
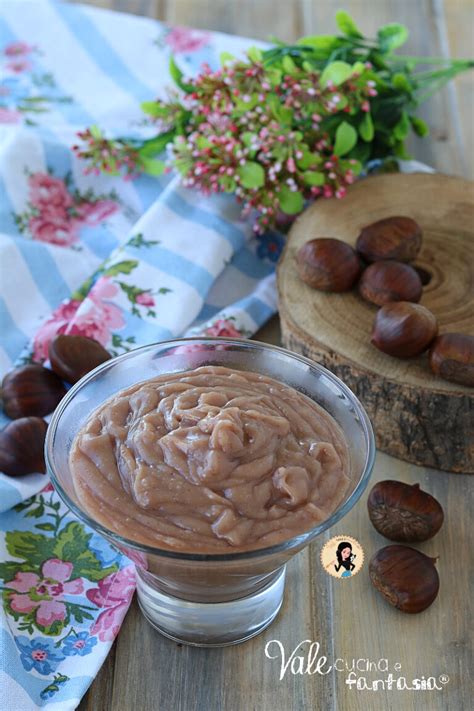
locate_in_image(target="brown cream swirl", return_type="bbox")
[70,366,350,553]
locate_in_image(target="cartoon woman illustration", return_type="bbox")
[333,541,356,578]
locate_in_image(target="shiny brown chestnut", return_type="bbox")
[371,302,438,358]
[295,238,362,292]
[368,480,444,542]
[369,545,439,613]
[358,260,422,306]
[356,216,422,263]
[429,333,474,387]
[49,334,112,384]
[1,364,67,419]
[0,417,48,476]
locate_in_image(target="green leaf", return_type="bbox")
[220,51,235,64]
[377,23,409,53]
[140,101,169,118]
[296,34,340,55]
[393,140,412,159]
[320,61,354,88]
[25,505,45,519]
[35,523,56,532]
[279,106,293,124]
[6,531,56,569]
[168,56,193,93]
[335,10,363,38]
[333,121,358,156]
[276,186,304,215]
[140,131,175,157]
[410,115,430,137]
[247,46,263,63]
[103,260,138,278]
[392,72,412,93]
[282,55,298,74]
[302,171,325,186]
[140,156,165,176]
[393,110,410,140]
[296,148,320,169]
[0,561,33,582]
[53,522,118,581]
[359,112,374,141]
[237,161,265,189]
[89,124,102,139]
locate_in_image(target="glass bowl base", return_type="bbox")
[135,565,286,647]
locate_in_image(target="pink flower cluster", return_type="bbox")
[20,172,118,246]
[164,26,210,54]
[205,318,242,338]
[3,40,34,73]
[33,276,125,361]
[170,60,373,231]
[87,566,135,642]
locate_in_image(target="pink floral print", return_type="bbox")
[7,559,84,628]
[0,107,21,123]
[14,171,120,246]
[87,566,136,642]
[164,26,210,53]
[1,40,72,123]
[4,41,34,57]
[205,318,242,338]
[68,277,125,346]
[32,300,82,362]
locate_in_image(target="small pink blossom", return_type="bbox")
[29,213,79,246]
[135,292,155,307]
[0,107,21,124]
[205,319,242,338]
[75,199,118,226]
[68,277,125,347]
[29,172,73,209]
[87,566,135,642]
[164,26,210,53]
[33,299,82,362]
[4,41,33,56]
[7,559,84,628]
[6,59,32,73]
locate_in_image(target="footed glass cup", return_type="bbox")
[46,338,375,646]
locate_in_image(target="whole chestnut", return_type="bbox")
[0,417,48,476]
[49,334,112,384]
[369,545,439,613]
[1,364,67,419]
[368,480,444,542]
[429,333,474,387]
[358,260,422,306]
[356,216,422,263]
[296,238,361,292]
[371,302,438,358]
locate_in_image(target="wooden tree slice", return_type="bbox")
[278,173,474,473]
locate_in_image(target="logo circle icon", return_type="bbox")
[320,534,365,579]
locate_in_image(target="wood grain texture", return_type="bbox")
[69,1,473,710]
[278,173,474,472]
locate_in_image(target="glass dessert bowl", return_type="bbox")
[46,338,375,647]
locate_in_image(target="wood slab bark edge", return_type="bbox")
[277,172,474,473]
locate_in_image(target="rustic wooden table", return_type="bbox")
[74,2,473,710]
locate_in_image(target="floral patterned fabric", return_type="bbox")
[0,3,281,708]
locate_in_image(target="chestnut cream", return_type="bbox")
[69,366,350,553]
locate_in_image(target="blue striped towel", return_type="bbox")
[0,3,280,708]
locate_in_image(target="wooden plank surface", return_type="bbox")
[71,2,474,710]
